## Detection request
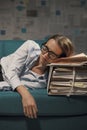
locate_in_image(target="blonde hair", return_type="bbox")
[46,34,74,57]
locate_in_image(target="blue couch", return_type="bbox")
[0,40,87,130]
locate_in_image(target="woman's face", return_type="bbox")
[39,39,63,66]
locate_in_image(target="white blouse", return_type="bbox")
[0,40,47,90]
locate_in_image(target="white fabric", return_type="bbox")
[0,40,47,90]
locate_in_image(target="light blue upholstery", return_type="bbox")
[0,40,87,130]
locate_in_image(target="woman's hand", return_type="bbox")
[22,91,38,118]
[16,85,38,118]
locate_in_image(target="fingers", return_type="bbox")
[24,105,38,119]
[32,106,38,118]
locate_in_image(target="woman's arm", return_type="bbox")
[16,85,38,118]
[2,40,40,90]
[1,40,40,118]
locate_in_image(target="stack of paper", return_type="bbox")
[47,53,87,96]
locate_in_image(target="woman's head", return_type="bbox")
[40,34,74,65]
[44,34,74,57]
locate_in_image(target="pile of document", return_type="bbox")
[47,63,87,96]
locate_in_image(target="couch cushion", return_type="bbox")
[0,40,24,57]
[0,40,44,57]
[0,89,87,116]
